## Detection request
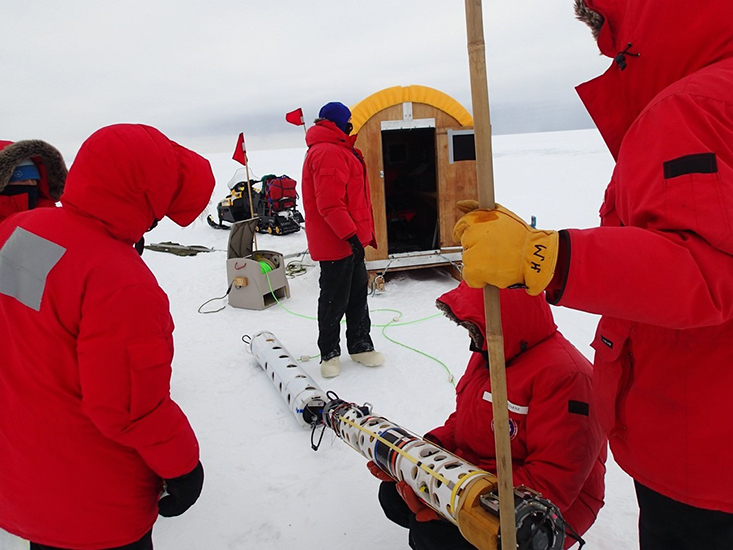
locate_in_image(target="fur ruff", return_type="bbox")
[435,299,485,351]
[0,140,67,198]
[574,0,604,41]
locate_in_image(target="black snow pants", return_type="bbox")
[378,481,476,550]
[317,254,374,361]
[30,529,153,550]
[636,481,733,550]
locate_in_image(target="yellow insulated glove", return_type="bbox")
[453,203,558,296]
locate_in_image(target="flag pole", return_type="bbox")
[241,135,258,250]
[464,1,517,549]
[286,108,308,140]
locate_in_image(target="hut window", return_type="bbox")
[448,129,476,163]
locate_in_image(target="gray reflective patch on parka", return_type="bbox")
[0,227,66,311]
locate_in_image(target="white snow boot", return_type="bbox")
[350,350,385,367]
[320,356,341,378]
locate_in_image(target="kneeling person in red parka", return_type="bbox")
[374,283,607,549]
[0,124,214,550]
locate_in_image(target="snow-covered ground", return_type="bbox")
[1,128,639,549]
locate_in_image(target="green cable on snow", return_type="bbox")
[264,274,456,386]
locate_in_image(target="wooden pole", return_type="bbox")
[464,2,517,549]
[241,140,258,250]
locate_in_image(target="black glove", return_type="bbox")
[347,234,365,263]
[158,461,204,517]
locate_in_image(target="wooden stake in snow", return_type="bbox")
[243,162,257,250]
[463,1,517,548]
[233,132,258,249]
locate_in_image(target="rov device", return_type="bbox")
[246,331,580,550]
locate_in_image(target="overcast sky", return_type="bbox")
[3,1,611,158]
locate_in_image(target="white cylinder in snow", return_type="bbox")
[249,331,327,428]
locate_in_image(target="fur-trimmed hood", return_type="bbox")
[573,0,733,158]
[435,282,557,364]
[0,139,67,199]
[574,0,604,41]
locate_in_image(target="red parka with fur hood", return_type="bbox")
[301,120,376,261]
[0,125,214,548]
[550,0,733,512]
[430,283,606,542]
[0,139,67,222]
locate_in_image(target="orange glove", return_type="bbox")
[366,461,394,482]
[453,203,558,296]
[456,199,480,214]
[396,481,440,522]
[367,462,440,522]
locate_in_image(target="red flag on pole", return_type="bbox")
[232,132,248,166]
[285,108,305,126]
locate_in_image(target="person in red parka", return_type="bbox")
[301,101,383,378]
[373,282,606,550]
[452,1,733,548]
[0,138,67,222]
[0,124,214,550]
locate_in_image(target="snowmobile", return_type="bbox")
[207,170,304,235]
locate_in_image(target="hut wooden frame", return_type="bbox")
[352,85,478,276]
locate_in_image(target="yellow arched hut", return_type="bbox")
[351,85,478,276]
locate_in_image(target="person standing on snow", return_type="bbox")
[452,0,733,548]
[0,124,213,550]
[0,138,67,222]
[370,283,606,549]
[301,101,384,378]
